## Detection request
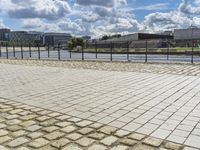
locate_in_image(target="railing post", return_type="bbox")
[145,40,148,63]
[38,44,40,60]
[82,45,84,60]
[21,43,23,59]
[127,41,130,61]
[191,40,194,64]
[110,42,113,61]
[47,44,50,58]
[58,44,61,60]
[0,42,1,57]
[29,43,31,58]
[167,40,169,60]
[13,44,15,58]
[95,42,98,59]
[6,43,8,59]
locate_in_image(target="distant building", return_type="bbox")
[10,31,43,46]
[105,33,173,42]
[82,36,91,41]
[43,33,72,46]
[0,28,11,42]
[174,28,200,40]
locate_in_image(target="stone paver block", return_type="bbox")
[88,144,107,150]
[76,137,95,147]
[88,132,106,140]
[0,145,9,150]
[78,127,94,135]
[100,136,118,146]
[51,138,70,148]
[110,145,129,150]
[44,131,65,140]
[164,142,183,150]
[27,132,43,139]
[61,126,76,133]
[143,137,163,147]
[28,138,49,148]
[56,121,71,127]
[0,129,8,136]
[36,116,50,122]
[120,138,137,146]
[63,144,83,150]
[134,144,157,150]
[7,137,29,148]
[98,126,117,135]
[66,133,83,140]
[0,123,6,129]
[128,133,146,140]
[26,125,42,132]
[76,120,93,127]
[20,121,36,127]
[12,130,28,137]
[0,136,12,144]
[42,126,59,133]
[115,130,130,137]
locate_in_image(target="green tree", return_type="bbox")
[67,37,84,50]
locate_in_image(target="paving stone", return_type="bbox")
[0,129,8,136]
[143,137,163,147]
[183,147,199,150]
[128,133,146,140]
[98,126,117,135]
[20,115,38,121]
[61,125,76,133]
[26,125,42,132]
[164,142,183,150]
[90,123,103,129]
[12,130,28,137]
[78,127,94,135]
[6,119,21,125]
[56,115,71,120]
[44,131,65,140]
[120,138,138,146]
[36,116,50,122]
[42,126,59,133]
[40,118,58,126]
[66,133,83,140]
[51,138,70,148]
[20,120,36,127]
[7,125,22,132]
[76,137,95,147]
[7,137,29,148]
[0,123,6,129]
[88,132,106,140]
[63,144,83,150]
[76,120,93,127]
[0,145,9,150]
[48,112,61,117]
[134,144,157,150]
[115,130,130,137]
[110,145,129,150]
[88,144,107,150]
[29,138,49,148]
[16,147,30,150]
[56,121,72,127]
[0,136,12,144]
[27,132,43,139]
[100,136,118,146]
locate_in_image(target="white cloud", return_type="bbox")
[0,20,6,28]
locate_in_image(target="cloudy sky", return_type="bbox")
[0,0,199,37]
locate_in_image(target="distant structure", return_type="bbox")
[82,36,91,41]
[43,33,72,46]
[0,28,11,45]
[105,33,173,42]
[10,31,43,46]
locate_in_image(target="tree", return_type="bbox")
[67,37,84,50]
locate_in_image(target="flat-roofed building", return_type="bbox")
[0,28,10,43]
[43,33,72,46]
[174,28,200,40]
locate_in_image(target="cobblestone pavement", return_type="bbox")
[1,59,200,76]
[0,98,199,150]
[1,59,200,149]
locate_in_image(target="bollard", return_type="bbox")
[110,42,113,61]
[38,44,40,60]
[6,43,8,59]
[21,44,23,59]
[82,46,84,60]
[95,42,98,59]
[29,44,31,58]
[48,44,50,58]
[0,43,1,57]
[58,44,61,60]
[127,41,130,61]
[13,45,16,58]
[145,40,148,63]
[191,41,194,64]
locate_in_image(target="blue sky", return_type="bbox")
[0,0,199,37]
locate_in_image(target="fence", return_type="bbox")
[0,39,200,64]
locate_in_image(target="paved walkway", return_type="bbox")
[1,60,200,149]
